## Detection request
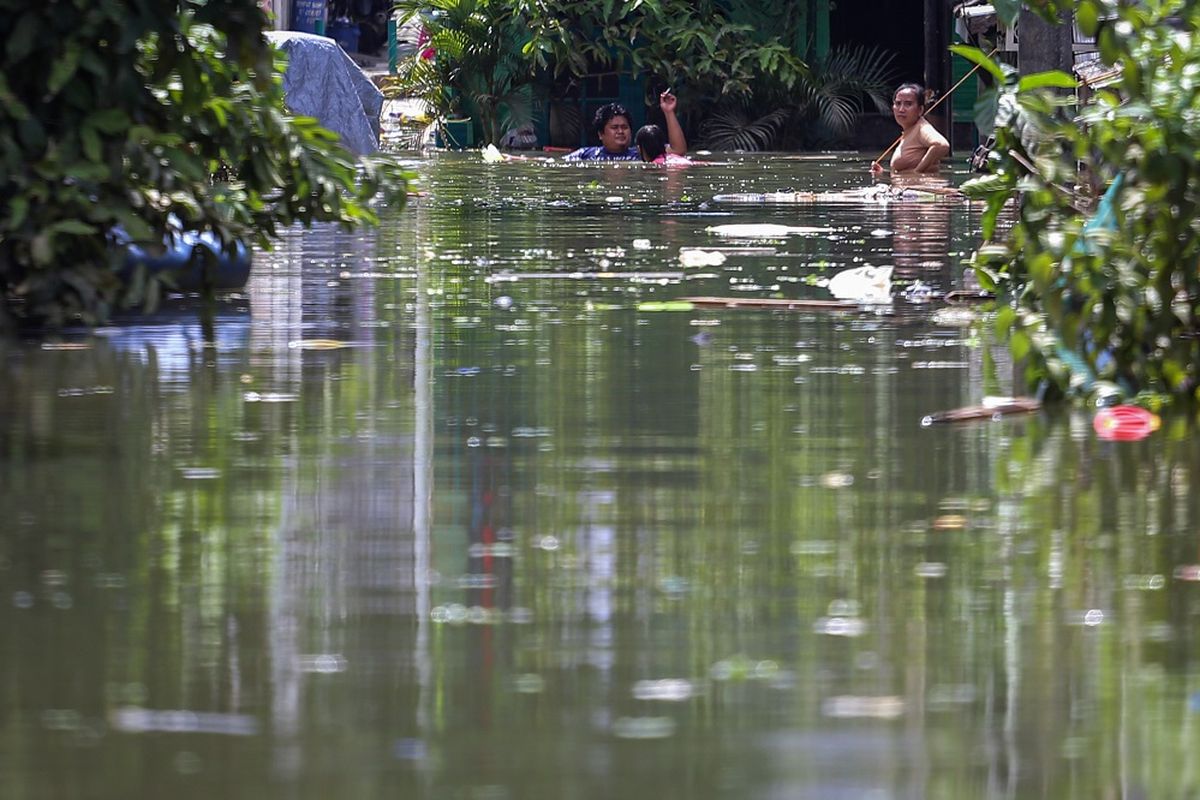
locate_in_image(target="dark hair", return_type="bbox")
[894,83,927,108]
[635,124,667,162]
[592,103,632,136]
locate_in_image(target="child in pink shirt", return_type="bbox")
[635,124,692,166]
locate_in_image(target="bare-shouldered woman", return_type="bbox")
[871,83,950,175]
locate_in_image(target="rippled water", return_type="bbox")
[1,154,1198,799]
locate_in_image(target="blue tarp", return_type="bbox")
[266,31,383,155]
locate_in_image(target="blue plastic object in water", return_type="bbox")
[117,227,252,293]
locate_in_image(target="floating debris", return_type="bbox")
[1094,405,1160,442]
[706,223,831,238]
[678,248,727,268]
[535,535,560,551]
[297,654,347,673]
[40,342,93,351]
[827,265,892,303]
[915,562,948,578]
[1123,574,1166,591]
[681,296,859,311]
[489,271,683,282]
[243,392,298,403]
[178,467,221,480]
[288,339,356,350]
[922,397,1041,425]
[911,361,970,370]
[632,679,698,702]
[931,307,978,327]
[111,708,259,736]
[931,514,967,531]
[612,716,676,739]
[1174,565,1200,581]
[512,674,546,694]
[927,684,978,709]
[709,656,779,682]
[944,290,994,304]
[814,616,867,637]
[41,709,84,731]
[822,695,905,719]
[790,540,837,556]
[819,471,854,489]
[637,301,694,312]
[56,386,115,397]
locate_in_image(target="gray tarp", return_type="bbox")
[265,31,383,155]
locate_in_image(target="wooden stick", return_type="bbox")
[872,48,1000,170]
[681,296,863,310]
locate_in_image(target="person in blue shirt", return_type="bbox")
[565,91,687,161]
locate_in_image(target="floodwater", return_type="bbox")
[1,153,1198,799]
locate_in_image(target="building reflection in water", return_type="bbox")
[249,222,428,782]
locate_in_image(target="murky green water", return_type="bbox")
[1,154,1198,799]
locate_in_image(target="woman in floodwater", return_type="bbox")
[872,83,950,175]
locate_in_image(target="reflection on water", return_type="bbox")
[0,154,1197,799]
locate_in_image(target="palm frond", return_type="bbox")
[699,105,790,151]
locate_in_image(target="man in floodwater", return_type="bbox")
[565,91,687,161]
[871,83,950,175]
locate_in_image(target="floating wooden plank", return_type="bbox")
[680,296,862,310]
[921,397,1042,425]
[490,271,684,281]
[944,290,995,304]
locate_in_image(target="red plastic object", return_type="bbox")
[1093,405,1160,441]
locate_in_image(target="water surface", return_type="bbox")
[1,154,1197,799]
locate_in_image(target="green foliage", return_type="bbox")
[519,0,808,100]
[387,0,537,146]
[961,0,1200,405]
[699,45,895,151]
[789,45,896,146]
[0,0,412,330]
[386,0,891,152]
[699,105,790,152]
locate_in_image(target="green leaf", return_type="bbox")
[47,45,82,96]
[6,12,39,63]
[973,85,999,137]
[1017,71,1077,92]
[80,127,102,162]
[1098,25,1121,65]
[949,44,1005,84]
[7,197,29,229]
[1076,1,1100,37]
[86,109,131,134]
[992,0,1020,28]
[46,220,98,236]
[1010,330,1030,361]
